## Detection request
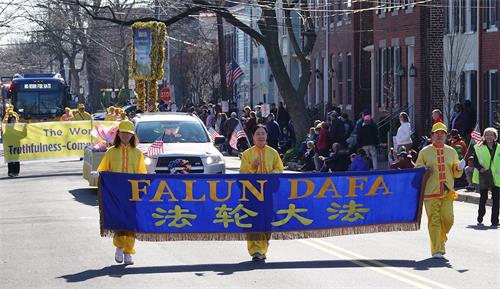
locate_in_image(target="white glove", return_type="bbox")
[458,159,466,170]
[90,171,100,178]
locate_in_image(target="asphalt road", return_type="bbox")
[0,156,499,289]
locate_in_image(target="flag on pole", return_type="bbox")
[226,60,244,88]
[146,138,164,157]
[471,124,483,147]
[208,127,221,143]
[229,122,248,150]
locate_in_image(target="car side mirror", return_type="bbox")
[214,136,225,145]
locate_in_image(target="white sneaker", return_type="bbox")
[115,248,124,263]
[124,254,134,265]
[432,253,444,259]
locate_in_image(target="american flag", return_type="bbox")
[229,122,248,150]
[208,127,221,143]
[146,138,164,157]
[226,60,243,88]
[471,124,483,147]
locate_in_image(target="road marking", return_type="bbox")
[301,239,455,289]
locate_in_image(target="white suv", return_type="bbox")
[133,113,225,174]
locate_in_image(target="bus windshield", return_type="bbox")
[15,91,63,115]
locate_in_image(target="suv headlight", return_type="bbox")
[144,156,153,166]
[206,155,222,165]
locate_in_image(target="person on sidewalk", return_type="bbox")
[240,124,284,262]
[357,114,379,170]
[97,120,147,265]
[394,112,413,152]
[472,127,499,227]
[464,156,475,191]
[415,122,465,259]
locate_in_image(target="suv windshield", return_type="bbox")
[136,120,210,143]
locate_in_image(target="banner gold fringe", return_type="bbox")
[99,223,420,242]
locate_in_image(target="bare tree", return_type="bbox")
[443,33,472,123]
[0,0,21,28]
[24,1,88,101]
[180,43,219,103]
[73,0,317,139]
[0,41,53,75]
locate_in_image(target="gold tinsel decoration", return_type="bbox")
[148,81,159,112]
[131,21,166,112]
[135,80,146,112]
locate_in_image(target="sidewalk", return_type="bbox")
[456,188,492,206]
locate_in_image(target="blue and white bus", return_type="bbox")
[9,73,71,122]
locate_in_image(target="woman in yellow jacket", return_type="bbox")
[240,124,284,262]
[97,120,146,265]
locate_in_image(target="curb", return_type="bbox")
[456,190,492,206]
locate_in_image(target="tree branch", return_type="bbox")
[284,2,305,64]
[74,0,204,26]
[192,0,265,45]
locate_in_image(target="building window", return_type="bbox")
[244,35,249,63]
[347,53,352,105]
[460,70,478,112]
[344,0,352,22]
[484,0,499,30]
[484,70,499,128]
[338,53,343,105]
[376,0,387,15]
[394,47,402,108]
[378,48,385,107]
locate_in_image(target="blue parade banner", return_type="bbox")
[98,169,425,241]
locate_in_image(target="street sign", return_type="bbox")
[160,86,170,103]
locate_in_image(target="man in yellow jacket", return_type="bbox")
[415,122,464,259]
[73,103,92,120]
[240,124,284,262]
[97,120,146,265]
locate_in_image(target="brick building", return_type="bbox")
[308,0,373,120]
[369,0,444,138]
[479,0,500,129]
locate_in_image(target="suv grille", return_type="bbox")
[156,156,204,174]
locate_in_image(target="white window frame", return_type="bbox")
[465,0,472,32]
[487,70,498,126]
[486,0,499,31]
[449,0,456,34]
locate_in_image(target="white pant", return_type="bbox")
[362,145,378,170]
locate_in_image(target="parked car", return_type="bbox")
[83,112,226,186]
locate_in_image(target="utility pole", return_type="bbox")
[217,15,227,102]
[249,2,254,108]
[324,0,330,119]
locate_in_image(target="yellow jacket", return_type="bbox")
[2,112,19,123]
[240,145,283,174]
[73,111,92,121]
[104,114,116,121]
[97,144,147,174]
[415,144,462,199]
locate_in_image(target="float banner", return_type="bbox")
[2,121,117,162]
[98,169,425,241]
